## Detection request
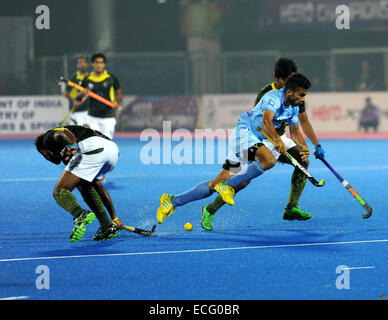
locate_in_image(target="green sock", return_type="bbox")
[206,196,226,215]
[286,168,307,210]
[54,189,84,218]
[82,186,111,228]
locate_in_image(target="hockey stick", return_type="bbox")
[123,224,157,236]
[59,96,89,125]
[257,127,325,187]
[59,105,76,125]
[58,77,121,110]
[317,155,372,219]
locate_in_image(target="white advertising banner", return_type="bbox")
[202,94,256,130]
[2,92,388,136]
[0,96,69,135]
[305,92,388,133]
[203,92,388,133]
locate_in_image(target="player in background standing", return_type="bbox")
[79,53,122,139]
[65,56,89,126]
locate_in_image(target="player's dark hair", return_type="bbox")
[274,58,298,80]
[77,56,88,63]
[91,53,107,63]
[35,134,45,151]
[284,72,311,92]
[35,131,64,164]
[35,129,72,155]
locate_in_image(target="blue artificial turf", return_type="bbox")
[0,137,387,300]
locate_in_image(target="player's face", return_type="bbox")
[92,58,106,73]
[285,88,308,106]
[77,59,88,72]
[276,77,286,88]
[39,149,61,164]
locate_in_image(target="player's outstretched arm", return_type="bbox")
[289,124,309,162]
[299,112,325,158]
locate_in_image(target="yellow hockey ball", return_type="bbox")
[184,222,193,231]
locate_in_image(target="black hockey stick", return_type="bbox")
[123,224,157,236]
[257,127,325,187]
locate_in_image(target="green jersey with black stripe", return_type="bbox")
[81,70,120,118]
[254,82,306,135]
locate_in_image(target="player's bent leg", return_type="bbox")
[279,146,311,221]
[201,205,215,231]
[211,179,251,211]
[53,171,96,241]
[208,168,234,191]
[54,170,81,194]
[202,181,253,230]
[157,180,215,224]
[198,167,235,230]
[157,194,176,224]
[214,145,275,206]
[93,222,119,241]
[53,171,83,217]
[69,210,96,242]
[204,167,252,226]
[201,177,251,230]
[77,183,111,230]
[254,145,277,170]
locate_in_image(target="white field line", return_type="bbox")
[0,296,30,300]
[342,266,375,270]
[2,165,388,183]
[0,239,387,263]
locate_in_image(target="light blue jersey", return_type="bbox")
[227,88,300,163]
[241,88,300,140]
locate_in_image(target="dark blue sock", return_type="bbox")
[171,181,212,208]
[225,162,264,189]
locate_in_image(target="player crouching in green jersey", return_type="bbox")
[35,125,124,242]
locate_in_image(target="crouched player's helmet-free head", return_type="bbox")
[35,127,71,164]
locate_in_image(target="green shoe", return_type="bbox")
[201,205,215,231]
[93,222,120,241]
[283,206,312,221]
[70,211,95,242]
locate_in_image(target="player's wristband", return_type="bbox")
[64,143,79,152]
[314,144,325,158]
